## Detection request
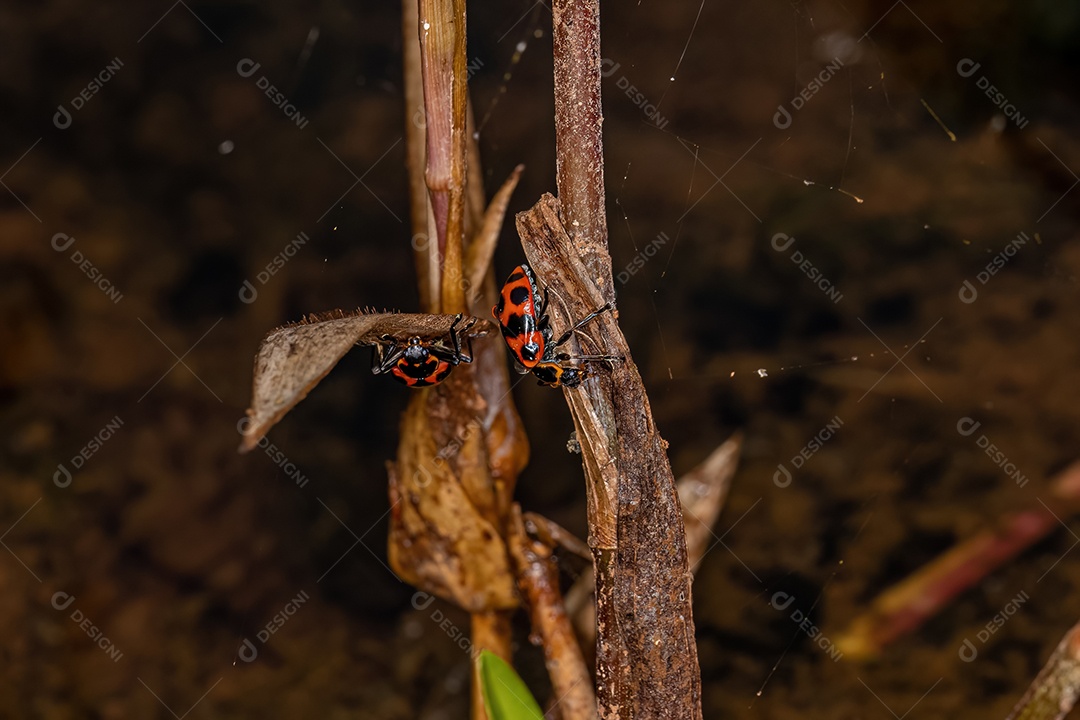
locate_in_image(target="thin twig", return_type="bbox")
[402,0,435,311]
[552,0,611,294]
[416,0,469,312]
[1006,620,1080,720]
[509,505,597,720]
[835,460,1080,660]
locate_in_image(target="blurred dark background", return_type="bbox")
[3,1,1080,717]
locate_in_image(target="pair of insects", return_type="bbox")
[373,264,616,389]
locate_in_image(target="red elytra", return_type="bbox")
[492,264,618,388]
[372,313,473,388]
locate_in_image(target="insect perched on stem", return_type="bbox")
[493,264,618,388]
[372,313,475,388]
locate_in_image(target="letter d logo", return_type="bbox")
[773,105,792,129]
[956,58,981,78]
[956,417,981,437]
[600,58,621,78]
[771,592,795,611]
[237,638,258,663]
[958,279,978,304]
[54,463,72,488]
[238,280,258,304]
[51,591,76,611]
[411,591,435,610]
[236,58,261,78]
[774,464,792,488]
[771,233,795,253]
[51,233,75,252]
[54,105,72,130]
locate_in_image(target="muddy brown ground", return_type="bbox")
[2,1,1079,718]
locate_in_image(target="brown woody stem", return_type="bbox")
[417,0,468,312]
[402,0,436,311]
[552,0,612,295]
[538,3,703,716]
[1006,619,1080,720]
[470,610,513,720]
[509,505,597,720]
[516,196,703,720]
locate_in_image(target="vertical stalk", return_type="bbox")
[535,1,705,716]
[516,200,704,719]
[417,0,468,312]
[402,0,437,311]
[552,0,613,299]
[401,6,524,720]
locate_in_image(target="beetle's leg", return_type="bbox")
[551,303,614,349]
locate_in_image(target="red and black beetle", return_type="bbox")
[372,313,474,388]
[492,264,617,388]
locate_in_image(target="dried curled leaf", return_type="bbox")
[388,393,520,612]
[465,165,524,306]
[239,310,493,452]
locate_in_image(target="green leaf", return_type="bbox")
[477,650,545,720]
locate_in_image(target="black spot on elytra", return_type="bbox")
[509,286,530,305]
[502,313,524,336]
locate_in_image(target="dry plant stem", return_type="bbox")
[417,0,468,312]
[401,4,523,720]
[1006,620,1080,720]
[836,460,1080,660]
[402,0,435,311]
[567,434,744,648]
[552,0,611,293]
[517,196,703,720]
[550,5,699,714]
[509,505,598,720]
[417,0,452,244]
[523,511,593,561]
[440,0,468,314]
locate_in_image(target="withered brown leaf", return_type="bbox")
[239,310,493,452]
